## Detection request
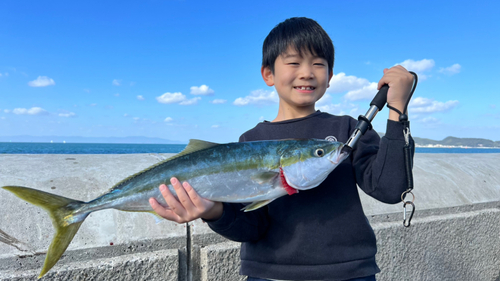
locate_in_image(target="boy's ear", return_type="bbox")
[327,71,334,88]
[261,66,275,86]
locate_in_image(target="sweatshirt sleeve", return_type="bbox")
[203,134,271,242]
[204,202,270,242]
[352,119,415,204]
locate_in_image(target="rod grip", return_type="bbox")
[370,84,389,111]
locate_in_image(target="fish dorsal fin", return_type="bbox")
[175,139,219,157]
[105,139,220,194]
[149,139,220,165]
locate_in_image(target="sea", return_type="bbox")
[1,142,500,154]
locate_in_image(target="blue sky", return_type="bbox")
[1,0,499,143]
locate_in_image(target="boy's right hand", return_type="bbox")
[149,177,223,223]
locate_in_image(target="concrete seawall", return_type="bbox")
[0,153,499,281]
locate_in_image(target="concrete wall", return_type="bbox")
[0,153,499,281]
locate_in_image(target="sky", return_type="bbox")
[1,0,499,143]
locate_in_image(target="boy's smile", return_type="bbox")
[262,47,333,120]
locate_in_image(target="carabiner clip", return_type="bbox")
[403,201,415,227]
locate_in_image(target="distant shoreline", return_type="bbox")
[1,141,499,149]
[415,145,500,149]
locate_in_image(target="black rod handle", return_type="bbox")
[370,84,389,111]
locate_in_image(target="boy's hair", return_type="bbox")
[262,17,335,74]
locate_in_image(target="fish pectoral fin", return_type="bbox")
[241,199,275,212]
[250,171,280,185]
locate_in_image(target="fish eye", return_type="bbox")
[315,149,324,157]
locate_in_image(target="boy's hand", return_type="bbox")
[377,65,414,121]
[149,177,223,223]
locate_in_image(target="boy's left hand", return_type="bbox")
[377,65,414,120]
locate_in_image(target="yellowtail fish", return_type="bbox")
[2,138,349,278]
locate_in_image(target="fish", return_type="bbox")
[1,138,349,278]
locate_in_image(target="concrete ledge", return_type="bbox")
[373,203,500,281]
[196,202,500,281]
[200,242,244,281]
[0,249,179,281]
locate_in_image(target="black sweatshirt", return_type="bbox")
[206,111,414,281]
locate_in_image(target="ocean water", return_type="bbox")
[0,142,499,154]
[0,142,187,154]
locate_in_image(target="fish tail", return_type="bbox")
[2,186,89,279]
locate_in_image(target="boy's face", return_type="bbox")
[262,47,333,112]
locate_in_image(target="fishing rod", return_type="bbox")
[342,71,419,227]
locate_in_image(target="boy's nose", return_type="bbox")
[298,66,314,79]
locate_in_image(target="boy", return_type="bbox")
[150,17,414,281]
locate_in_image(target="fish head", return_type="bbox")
[280,139,349,190]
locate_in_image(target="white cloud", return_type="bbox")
[114,93,120,97]
[328,72,371,94]
[439,64,461,75]
[259,116,265,121]
[210,99,227,104]
[191,85,214,95]
[164,117,173,122]
[316,97,359,116]
[179,97,201,105]
[396,59,435,73]
[156,92,187,104]
[211,125,220,128]
[90,103,97,107]
[317,103,340,114]
[233,89,279,106]
[409,97,459,113]
[12,107,49,115]
[28,76,55,87]
[112,79,121,86]
[4,109,10,113]
[137,95,145,100]
[344,82,378,101]
[317,103,348,115]
[156,92,201,105]
[83,89,91,93]
[316,93,332,106]
[1,117,5,120]
[326,72,378,101]
[59,112,76,117]
[124,113,129,117]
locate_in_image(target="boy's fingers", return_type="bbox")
[170,178,196,212]
[182,181,205,208]
[149,198,183,223]
[159,183,188,218]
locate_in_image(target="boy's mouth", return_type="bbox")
[294,86,316,90]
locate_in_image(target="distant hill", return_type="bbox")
[413,136,500,148]
[375,133,499,148]
[0,135,185,144]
